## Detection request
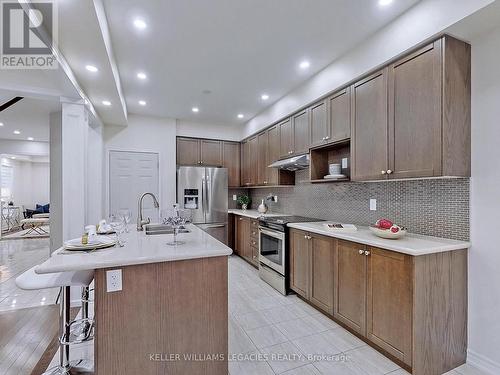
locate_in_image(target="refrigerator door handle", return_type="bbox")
[206,173,210,214]
[200,224,226,229]
[201,176,206,217]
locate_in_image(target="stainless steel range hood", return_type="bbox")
[268,154,309,171]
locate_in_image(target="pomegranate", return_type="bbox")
[376,218,393,230]
[390,225,400,233]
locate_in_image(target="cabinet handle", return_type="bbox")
[387,170,393,174]
[325,136,330,140]
[304,235,308,239]
[263,181,268,184]
[306,235,312,240]
[252,241,256,245]
[358,249,364,255]
[239,217,243,221]
[252,231,256,235]
[364,250,371,256]
[381,170,386,175]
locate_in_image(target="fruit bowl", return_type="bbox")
[369,219,407,239]
[369,225,407,239]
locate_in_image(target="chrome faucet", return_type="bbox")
[137,192,160,231]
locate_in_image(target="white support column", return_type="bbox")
[50,102,88,253]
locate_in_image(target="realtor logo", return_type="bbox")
[1,0,58,69]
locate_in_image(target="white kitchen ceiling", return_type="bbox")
[86,0,420,125]
[0,91,59,142]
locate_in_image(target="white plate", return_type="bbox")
[369,226,407,239]
[64,237,116,251]
[323,174,347,179]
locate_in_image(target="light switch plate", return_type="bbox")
[232,195,237,201]
[274,195,278,203]
[370,199,377,211]
[106,269,122,292]
[342,158,348,169]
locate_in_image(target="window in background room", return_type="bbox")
[1,163,13,201]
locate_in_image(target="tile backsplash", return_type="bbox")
[247,170,470,241]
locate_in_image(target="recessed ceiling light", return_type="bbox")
[85,65,98,72]
[137,72,147,80]
[192,107,199,113]
[237,114,244,119]
[11,156,16,160]
[139,100,147,106]
[133,18,147,30]
[261,94,269,101]
[378,0,393,6]
[102,100,111,106]
[0,122,3,127]
[299,60,310,69]
[27,137,34,141]
[13,130,20,135]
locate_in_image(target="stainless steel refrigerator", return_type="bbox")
[177,166,228,244]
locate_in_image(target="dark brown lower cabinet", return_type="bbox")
[367,247,413,366]
[333,240,366,335]
[289,229,310,298]
[288,229,467,375]
[235,215,259,267]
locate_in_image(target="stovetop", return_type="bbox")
[259,215,323,226]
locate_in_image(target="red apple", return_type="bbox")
[376,219,393,230]
[390,225,400,233]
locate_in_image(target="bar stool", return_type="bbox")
[16,266,95,375]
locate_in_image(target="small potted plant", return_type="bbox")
[237,194,251,210]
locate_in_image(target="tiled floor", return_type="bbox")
[0,237,59,312]
[38,254,488,375]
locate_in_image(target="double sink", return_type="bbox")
[144,224,190,235]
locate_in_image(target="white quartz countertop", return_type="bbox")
[287,222,470,256]
[228,209,286,219]
[35,224,232,274]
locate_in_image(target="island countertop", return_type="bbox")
[36,224,232,274]
[287,222,470,256]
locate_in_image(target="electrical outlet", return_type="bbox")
[106,269,122,292]
[232,194,237,201]
[273,195,278,203]
[370,199,377,211]
[342,158,348,169]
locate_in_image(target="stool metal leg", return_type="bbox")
[42,286,94,375]
[69,286,93,342]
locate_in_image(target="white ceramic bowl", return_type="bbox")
[369,225,407,239]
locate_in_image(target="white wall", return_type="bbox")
[104,114,177,214]
[86,120,104,224]
[0,139,49,156]
[176,119,242,141]
[243,0,494,137]
[468,25,500,374]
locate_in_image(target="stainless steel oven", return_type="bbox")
[258,227,285,275]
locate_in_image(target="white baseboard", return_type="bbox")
[468,349,500,375]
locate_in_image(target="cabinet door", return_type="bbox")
[200,139,222,166]
[267,125,279,185]
[289,229,310,298]
[367,247,413,366]
[351,69,389,181]
[309,234,334,314]
[329,87,351,143]
[241,141,250,186]
[235,216,250,258]
[176,137,200,165]
[257,131,269,185]
[310,100,328,148]
[292,109,310,155]
[279,118,293,159]
[334,240,367,335]
[222,141,240,187]
[248,136,258,185]
[388,41,442,179]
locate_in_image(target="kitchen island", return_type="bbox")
[36,224,232,375]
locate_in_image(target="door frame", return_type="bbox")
[107,149,160,218]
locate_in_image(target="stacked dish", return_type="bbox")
[64,237,116,251]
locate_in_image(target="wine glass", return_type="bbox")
[109,214,125,246]
[118,209,132,232]
[162,206,191,246]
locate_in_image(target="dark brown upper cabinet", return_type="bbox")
[310,100,328,148]
[351,68,389,181]
[352,35,470,181]
[292,109,310,155]
[176,137,201,166]
[278,118,293,159]
[222,141,240,187]
[329,87,351,143]
[177,137,222,167]
[267,125,280,185]
[257,131,269,185]
[200,139,223,166]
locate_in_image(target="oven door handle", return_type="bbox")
[259,227,285,241]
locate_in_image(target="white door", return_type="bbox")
[109,151,159,223]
